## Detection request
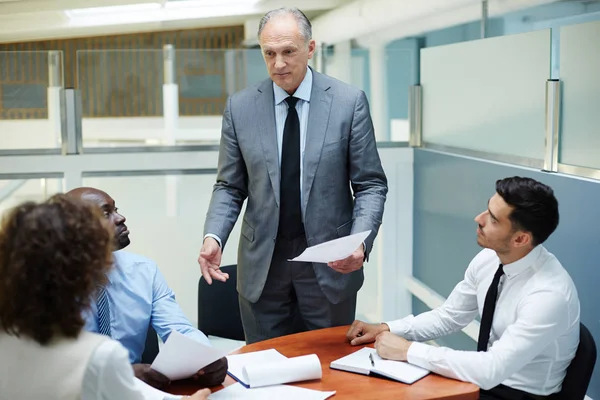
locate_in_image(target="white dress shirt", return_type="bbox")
[386,245,580,395]
[83,340,181,400]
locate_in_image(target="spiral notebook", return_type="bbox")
[330,347,430,384]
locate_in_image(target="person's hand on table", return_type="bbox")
[192,357,228,387]
[328,244,364,274]
[375,331,412,362]
[346,320,390,345]
[183,388,211,400]
[132,363,170,389]
[198,237,228,284]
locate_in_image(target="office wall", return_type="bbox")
[413,149,600,398]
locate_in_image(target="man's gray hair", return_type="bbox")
[257,7,312,43]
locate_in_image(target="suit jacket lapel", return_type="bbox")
[303,72,332,213]
[256,80,281,206]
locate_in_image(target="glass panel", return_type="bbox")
[174,49,268,145]
[0,51,64,150]
[559,20,600,170]
[323,45,415,142]
[77,50,165,147]
[421,30,551,160]
[81,173,241,326]
[0,178,63,215]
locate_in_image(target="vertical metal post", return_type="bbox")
[163,44,176,85]
[481,0,489,39]
[544,80,560,172]
[409,85,422,147]
[62,88,82,155]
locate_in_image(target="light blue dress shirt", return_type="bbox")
[84,250,211,364]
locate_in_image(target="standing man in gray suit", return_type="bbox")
[197,7,388,344]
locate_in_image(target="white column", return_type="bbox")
[163,44,180,217]
[368,43,389,141]
[47,51,63,147]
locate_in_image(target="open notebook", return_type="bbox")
[330,347,430,384]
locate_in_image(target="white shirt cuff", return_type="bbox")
[407,341,434,371]
[204,234,222,248]
[384,314,414,336]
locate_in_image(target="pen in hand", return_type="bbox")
[369,352,375,367]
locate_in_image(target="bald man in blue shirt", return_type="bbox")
[68,187,227,390]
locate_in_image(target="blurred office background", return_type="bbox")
[0,0,599,397]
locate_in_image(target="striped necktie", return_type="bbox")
[96,286,111,337]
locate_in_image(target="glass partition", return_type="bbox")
[559,20,600,170]
[77,50,165,147]
[0,51,64,150]
[0,178,63,216]
[420,30,551,162]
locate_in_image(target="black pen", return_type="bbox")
[369,352,375,367]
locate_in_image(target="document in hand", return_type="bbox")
[330,347,430,384]
[289,230,371,263]
[208,382,336,400]
[151,331,229,380]
[226,349,322,388]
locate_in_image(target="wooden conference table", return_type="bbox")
[170,326,479,399]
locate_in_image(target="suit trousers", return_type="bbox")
[479,385,549,400]
[239,233,357,344]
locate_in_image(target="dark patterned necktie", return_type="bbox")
[96,286,112,337]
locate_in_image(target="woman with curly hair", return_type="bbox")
[0,194,209,400]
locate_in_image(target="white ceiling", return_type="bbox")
[0,0,349,43]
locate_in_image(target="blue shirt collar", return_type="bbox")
[273,66,312,105]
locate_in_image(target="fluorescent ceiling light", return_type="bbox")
[166,0,260,8]
[65,3,162,18]
[65,0,261,26]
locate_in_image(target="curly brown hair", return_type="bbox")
[0,194,114,345]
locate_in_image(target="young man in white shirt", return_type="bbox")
[347,176,580,400]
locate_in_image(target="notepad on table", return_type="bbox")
[330,347,429,384]
[226,349,322,388]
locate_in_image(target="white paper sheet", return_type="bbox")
[290,230,371,263]
[134,378,181,400]
[242,354,322,388]
[209,382,336,400]
[151,331,229,380]
[227,349,288,387]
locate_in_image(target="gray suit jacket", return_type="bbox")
[204,69,388,304]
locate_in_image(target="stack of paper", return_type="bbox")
[227,350,322,388]
[330,347,429,384]
[209,383,336,400]
[151,331,229,380]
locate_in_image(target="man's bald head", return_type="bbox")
[66,187,130,250]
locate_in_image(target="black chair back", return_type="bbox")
[551,322,596,400]
[197,264,245,341]
[140,324,160,364]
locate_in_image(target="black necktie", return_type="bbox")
[477,264,504,352]
[278,96,303,239]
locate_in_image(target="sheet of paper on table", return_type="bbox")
[208,382,336,400]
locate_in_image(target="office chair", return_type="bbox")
[198,264,246,341]
[140,324,160,364]
[551,322,597,400]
